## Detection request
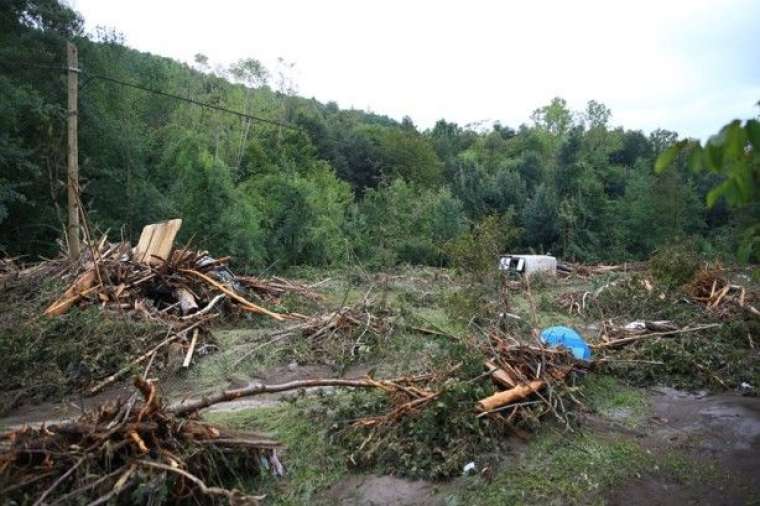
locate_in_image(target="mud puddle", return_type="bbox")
[606,387,760,505]
[322,474,451,506]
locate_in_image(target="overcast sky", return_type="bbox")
[66,0,759,139]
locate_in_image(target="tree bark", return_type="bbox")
[170,378,378,416]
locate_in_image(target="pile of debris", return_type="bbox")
[592,320,721,349]
[350,331,585,429]
[475,331,584,424]
[43,220,286,322]
[290,302,392,364]
[0,377,281,505]
[554,290,591,316]
[686,266,759,318]
[6,219,327,396]
[0,255,70,294]
[232,300,393,369]
[556,262,644,278]
[238,275,323,305]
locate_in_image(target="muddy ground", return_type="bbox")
[4,363,758,505]
[2,266,758,504]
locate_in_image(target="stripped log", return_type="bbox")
[476,379,545,412]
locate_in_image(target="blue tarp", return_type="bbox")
[540,326,591,361]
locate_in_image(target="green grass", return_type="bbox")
[448,428,675,506]
[186,324,285,390]
[204,401,349,505]
[581,375,650,428]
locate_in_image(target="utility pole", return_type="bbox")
[66,41,80,259]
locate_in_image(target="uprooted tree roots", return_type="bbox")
[0,377,282,505]
[686,265,759,318]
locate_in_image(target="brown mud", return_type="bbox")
[2,367,758,505]
[606,387,760,506]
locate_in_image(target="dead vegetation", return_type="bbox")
[230,296,394,371]
[0,377,281,505]
[686,265,759,318]
[0,221,324,404]
[2,234,758,499]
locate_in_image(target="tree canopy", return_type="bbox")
[0,0,752,269]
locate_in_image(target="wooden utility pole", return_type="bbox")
[66,41,80,259]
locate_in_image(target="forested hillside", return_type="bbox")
[0,0,749,269]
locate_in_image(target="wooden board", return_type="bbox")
[44,269,96,316]
[134,219,182,265]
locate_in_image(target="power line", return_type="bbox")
[81,70,300,130]
[0,56,300,131]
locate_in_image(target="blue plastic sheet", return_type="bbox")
[540,326,591,361]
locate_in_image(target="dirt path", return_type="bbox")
[606,387,760,505]
[322,474,452,506]
[0,362,374,429]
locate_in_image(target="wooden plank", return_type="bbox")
[134,219,182,265]
[485,360,516,388]
[44,269,96,316]
[134,223,157,263]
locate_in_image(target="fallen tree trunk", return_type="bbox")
[170,378,380,416]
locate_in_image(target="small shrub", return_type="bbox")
[445,213,519,323]
[649,245,700,289]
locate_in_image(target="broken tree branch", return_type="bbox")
[180,269,284,320]
[182,329,199,368]
[592,323,721,349]
[170,377,382,416]
[88,317,213,395]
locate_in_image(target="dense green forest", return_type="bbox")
[1,0,753,269]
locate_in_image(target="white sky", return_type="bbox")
[67,0,759,139]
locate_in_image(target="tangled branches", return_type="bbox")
[232,301,393,369]
[686,266,759,318]
[477,330,585,427]
[0,377,281,505]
